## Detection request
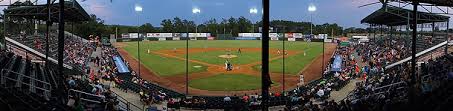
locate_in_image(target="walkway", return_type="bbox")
[327,48,367,102]
[327,79,362,102]
[89,46,166,111]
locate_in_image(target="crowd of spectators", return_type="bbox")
[10,32,94,72]
[64,35,94,71]
[67,76,125,111]
[355,37,409,70]
[63,36,452,111]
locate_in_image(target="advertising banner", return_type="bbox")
[285,33,294,38]
[318,34,328,39]
[173,33,181,37]
[121,33,129,38]
[129,33,138,38]
[324,39,333,43]
[208,37,215,40]
[188,33,195,37]
[147,33,172,37]
[293,33,303,38]
[181,33,188,38]
[236,37,257,40]
[173,37,180,40]
[269,33,279,38]
[188,33,209,37]
[239,33,253,37]
[253,33,262,37]
[288,38,296,41]
[146,33,156,37]
[161,33,173,37]
[239,33,262,37]
[271,37,279,41]
[158,38,166,41]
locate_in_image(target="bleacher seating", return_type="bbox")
[0,51,69,110]
[8,32,93,72]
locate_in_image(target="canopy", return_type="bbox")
[114,56,130,74]
[401,0,453,7]
[361,6,449,26]
[4,0,90,22]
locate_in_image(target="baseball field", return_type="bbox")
[114,40,336,96]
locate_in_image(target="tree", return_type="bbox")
[72,14,109,38]
[172,17,184,33]
[140,23,156,33]
[227,17,238,36]
[237,16,252,33]
[204,19,218,36]
[161,19,173,32]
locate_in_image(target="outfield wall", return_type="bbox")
[115,32,333,42]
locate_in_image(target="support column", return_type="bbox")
[58,0,65,76]
[446,20,449,54]
[282,26,285,92]
[432,22,435,60]
[262,0,270,110]
[186,24,189,95]
[46,0,51,68]
[3,13,6,51]
[410,1,418,107]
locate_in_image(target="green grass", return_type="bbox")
[123,44,206,76]
[120,40,323,76]
[268,42,323,74]
[189,74,262,91]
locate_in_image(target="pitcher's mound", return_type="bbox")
[218,55,238,59]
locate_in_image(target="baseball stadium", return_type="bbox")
[0,0,453,111]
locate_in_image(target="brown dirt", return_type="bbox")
[113,42,337,96]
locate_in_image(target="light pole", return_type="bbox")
[308,4,316,35]
[185,7,201,95]
[250,8,258,33]
[192,8,201,37]
[135,4,143,78]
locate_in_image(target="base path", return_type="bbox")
[114,42,337,96]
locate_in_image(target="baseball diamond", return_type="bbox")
[114,40,336,96]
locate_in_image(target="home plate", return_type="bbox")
[193,66,202,68]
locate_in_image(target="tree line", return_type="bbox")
[68,14,352,38]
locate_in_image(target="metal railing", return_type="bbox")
[0,69,52,99]
[67,89,104,104]
[110,89,144,111]
[372,81,406,93]
[385,41,448,69]
[68,89,144,111]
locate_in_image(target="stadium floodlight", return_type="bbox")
[308,4,317,12]
[249,8,258,14]
[135,4,143,78]
[250,8,258,33]
[192,8,201,14]
[135,5,143,12]
[308,3,316,35]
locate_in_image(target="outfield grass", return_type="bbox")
[189,74,262,91]
[267,42,323,74]
[122,44,207,76]
[120,40,323,76]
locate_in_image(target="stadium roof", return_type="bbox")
[361,6,450,26]
[4,1,90,22]
[401,0,453,7]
